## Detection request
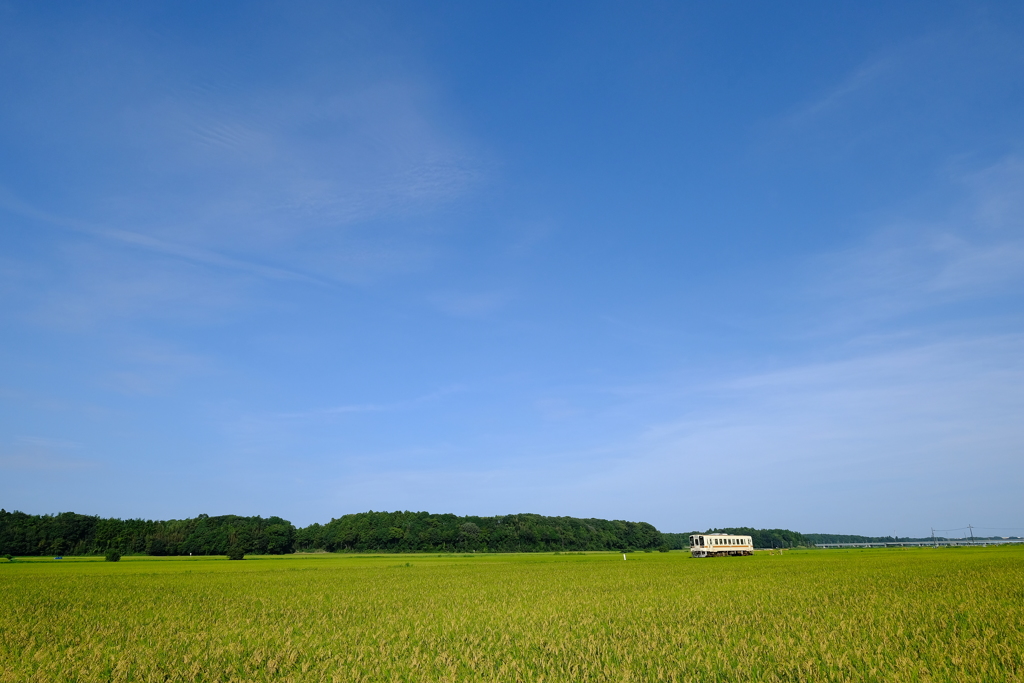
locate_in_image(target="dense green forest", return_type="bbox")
[0,509,662,555]
[1,508,818,556]
[805,533,914,544]
[295,511,663,553]
[803,533,1020,544]
[0,510,294,556]
[662,527,810,549]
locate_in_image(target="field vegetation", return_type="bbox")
[0,509,664,556]
[662,528,808,550]
[2,546,1022,682]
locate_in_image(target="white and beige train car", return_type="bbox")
[689,533,753,557]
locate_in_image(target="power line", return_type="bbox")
[932,526,1024,532]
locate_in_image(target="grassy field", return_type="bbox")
[1,547,1021,682]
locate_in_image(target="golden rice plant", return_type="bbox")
[1,546,1021,681]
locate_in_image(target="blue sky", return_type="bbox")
[2,1,1023,535]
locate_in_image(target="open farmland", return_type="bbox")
[2,547,1022,682]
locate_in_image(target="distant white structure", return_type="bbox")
[689,533,753,558]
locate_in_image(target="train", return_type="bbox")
[689,533,753,557]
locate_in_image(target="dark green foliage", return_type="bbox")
[295,511,663,553]
[104,549,121,562]
[4,554,12,562]
[708,527,809,549]
[226,545,244,560]
[661,528,810,549]
[0,509,295,557]
[660,532,698,550]
[146,537,168,556]
[803,533,968,544]
[1,508,664,556]
[657,545,670,553]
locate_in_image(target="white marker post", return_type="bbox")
[622,554,626,561]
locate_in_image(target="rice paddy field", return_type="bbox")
[1,546,1022,682]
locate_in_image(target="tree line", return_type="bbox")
[661,527,810,549]
[2,508,813,556]
[0,509,662,556]
[804,533,906,544]
[0,510,294,556]
[296,511,663,553]
[801,533,1020,544]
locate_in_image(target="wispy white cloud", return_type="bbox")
[568,160,1024,532]
[3,241,246,329]
[805,158,1024,328]
[272,385,467,421]
[0,24,486,331]
[16,436,82,450]
[0,186,347,288]
[0,437,99,472]
[535,397,584,421]
[122,80,483,252]
[427,289,514,317]
[98,340,210,396]
[785,58,893,127]
[333,157,1024,532]
[533,332,1024,532]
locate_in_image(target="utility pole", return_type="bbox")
[931,527,936,548]
[969,524,975,546]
